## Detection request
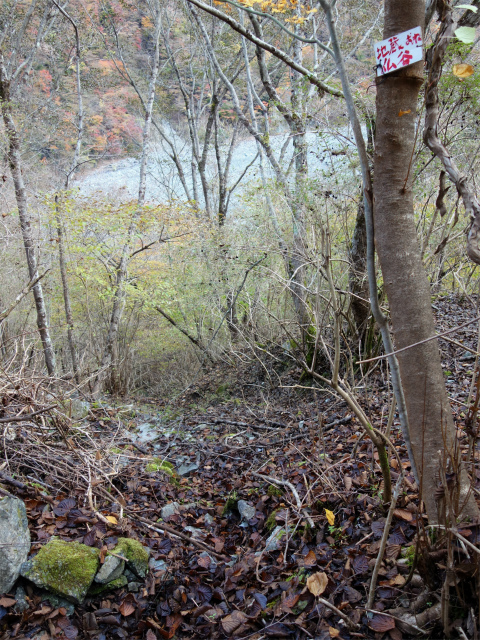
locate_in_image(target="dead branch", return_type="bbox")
[252,471,315,527]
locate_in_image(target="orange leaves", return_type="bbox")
[453,63,475,79]
[213,0,316,23]
[141,16,154,29]
[306,571,328,596]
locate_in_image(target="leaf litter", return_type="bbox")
[0,294,479,639]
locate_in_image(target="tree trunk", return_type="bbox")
[349,200,370,344]
[373,0,478,521]
[55,197,79,382]
[0,59,56,375]
[55,7,83,383]
[93,4,161,396]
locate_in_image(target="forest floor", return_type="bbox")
[1,294,479,640]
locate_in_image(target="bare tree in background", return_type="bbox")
[0,1,60,375]
[93,0,163,396]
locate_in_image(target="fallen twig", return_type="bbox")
[252,471,315,528]
[132,513,229,561]
[366,472,404,610]
[318,596,360,630]
[0,404,57,423]
[365,609,428,635]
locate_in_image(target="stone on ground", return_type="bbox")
[160,502,180,520]
[113,538,149,578]
[265,526,290,552]
[21,538,99,603]
[94,554,124,584]
[0,495,31,594]
[237,500,255,522]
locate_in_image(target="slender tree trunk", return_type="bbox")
[373,0,478,521]
[55,196,79,382]
[349,200,370,344]
[93,4,161,396]
[0,58,56,375]
[54,5,83,383]
[247,13,311,338]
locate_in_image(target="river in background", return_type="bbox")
[76,122,357,208]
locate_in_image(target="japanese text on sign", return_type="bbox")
[374,26,423,76]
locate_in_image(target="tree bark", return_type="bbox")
[55,196,79,382]
[93,3,161,396]
[349,200,370,343]
[0,57,56,375]
[54,3,83,383]
[373,0,478,521]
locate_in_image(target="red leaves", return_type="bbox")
[53,497,76,516]
[393,508,413,522]
[352,555,369,574]
[221,610,248,635]
[197,554,211,568]
[119,597,136,617]
[368,612,396,632]
[0,597,16,607]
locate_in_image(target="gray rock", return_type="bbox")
[95,555,124,584]
[237,500,255,522]
[0,495,30,594]
[265,526,290,552]
[204,513,214,526]
[149,558,167,572]
[184,526,203,539]
[38,590,75,616]
[127,581,141,592]
[113,455,130,472]
[69,399,90,420]
[177,462,199,477]
[14,585,29,613]
[123,568,137,581]
[88,575,128,596]
[160,502,180,520]
[461,350,476,361]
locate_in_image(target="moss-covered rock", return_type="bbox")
[88,575,128,596]
[145,458,175,474]
[21,538,99,603]
[113,538,149,578]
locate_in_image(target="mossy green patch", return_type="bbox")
[402,544,416,567]
[21,538,99,603]
[222,491,238,515]
[88,575,128,595]
[113,538,149,578]
[145,458,175,474]
[267,485,283,497]
[265,509,280,532]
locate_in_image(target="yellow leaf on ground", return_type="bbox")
[453,63,474,78]
[106,515,118,524]
[306,571,328,596]
[325,509,335,526]
[329,627,341,638]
